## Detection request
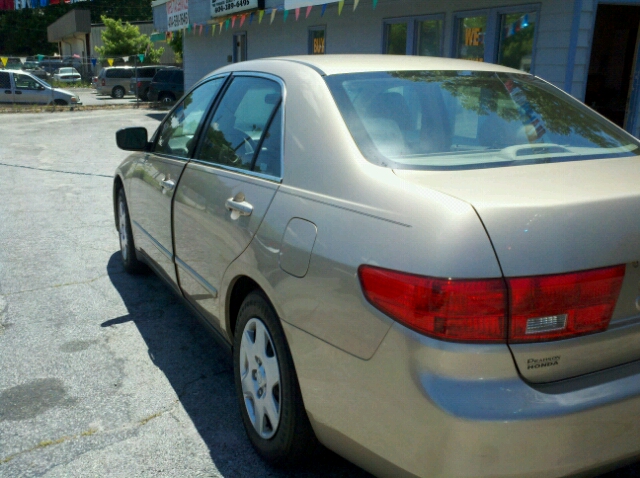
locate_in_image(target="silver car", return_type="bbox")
[113,55,640,478]
[0,70,80,105]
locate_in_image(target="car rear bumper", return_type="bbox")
[283,319,640,477]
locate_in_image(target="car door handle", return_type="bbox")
[225,198,253,217]
[14,91,22,95]
[4,90,11,94]
[161,179,175,191]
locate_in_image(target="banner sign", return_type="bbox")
[211,0,263,18]
[284,0,335,9]
[167,0,189,32]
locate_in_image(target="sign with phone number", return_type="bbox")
[211,0,260,17]
[167,0,188,31]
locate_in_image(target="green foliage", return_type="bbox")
[95,16,163,63]
[167,30,183,64]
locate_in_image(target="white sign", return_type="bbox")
[167,0,189,32]
[284,0,336,9]
[211,0,259,18]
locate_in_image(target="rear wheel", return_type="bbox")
[112,86,125,99]
[234,292,318,467]
[159,92,175,104]
[117,188,145,274]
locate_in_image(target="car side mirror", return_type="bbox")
[116,127,149,151]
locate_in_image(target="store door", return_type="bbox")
[585,4,640,134]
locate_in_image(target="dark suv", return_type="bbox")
[129,65,177,101]
[147,68,184,103]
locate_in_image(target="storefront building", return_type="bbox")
[150,0,640,137]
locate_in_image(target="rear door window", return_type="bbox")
[0,72,11,89]
[196,76,282,175]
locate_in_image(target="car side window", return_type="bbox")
[0,72,10,89]
[154,77,226,158]
[14,74,41,90]
[197,76,282,173]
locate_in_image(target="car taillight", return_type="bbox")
[358,264,625,343]
[358,266,507,342]
[137,81,142,87]
[101,79,105,86]
[507,265,625,342]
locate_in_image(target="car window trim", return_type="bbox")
[191,71,286,182]
[150,73,231,161]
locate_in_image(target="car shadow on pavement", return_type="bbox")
[146,113,167,121]
[103,252,372,478]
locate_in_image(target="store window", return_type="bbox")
[309,26,326,55]
[383,15,444,56]
[455,15,487,62]
[498,12,537,72]
[454,5,539,72]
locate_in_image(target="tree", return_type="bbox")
[95,15,163,63]
[167,30,182,64]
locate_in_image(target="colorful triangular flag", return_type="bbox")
[258,9,264,23]
[353,0,359,10]
[321,4,327,16]
[283,10,289,21]
[338,0,344,15]
[240,14,245,27]
[295,8,300,20]
[306,5,312,18]
[270,8,277,24]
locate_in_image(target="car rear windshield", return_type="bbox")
[325,71,640,170]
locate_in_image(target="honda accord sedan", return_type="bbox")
[113,55,640,477]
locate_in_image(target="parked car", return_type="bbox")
[146,68,183,103]
[38,59,64,75]
[113,55,640,478]
[0,69,80,105]
[3,57,23,70]
[53,67,81,83]
[21,61,49,80]
[129,65,177,101]
[96,66,134,98]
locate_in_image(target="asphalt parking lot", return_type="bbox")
[0,108,638,478]
[0,109,371,477]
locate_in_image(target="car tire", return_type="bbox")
[158,93,175,104]
[141,88,150,102]
[234,292,318,467]
[117,188,145,274]
[112,86,125,99]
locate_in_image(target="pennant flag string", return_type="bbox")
[270,8,277,24]
[353,0,359,11]
[321,4,327,16]
[240,14,246,27]
[306,5,312,18]
[1,57,7,67]
[283,9,289,22]
[107,58,114,66]
[249,12,254,25]
[373,0,378,9]
[338,0,344,15]
[225,19,230,30]
[258,9,264,23]
[295,8,300,20]
[231,16,236,28]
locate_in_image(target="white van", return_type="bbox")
[0,70,81,105]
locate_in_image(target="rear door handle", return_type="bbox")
[14,91,21,95]
[161,178,175,191]
[4,90,11,94]
[225,198,253,219]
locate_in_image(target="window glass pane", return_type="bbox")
[498,12,537,72]
[456,15,487,62]
[385,23,407,55]
[253,106,282,177]
[154,78,225,158]
[14,74,40,90]
[309,28,326,55]
[198,77,281,170]
[0,72,10,89]
[326,71,640,170]
[416,19,443,57]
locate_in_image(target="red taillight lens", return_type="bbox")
[137,81,142,87]
[358,264,625,344]
[358,266,507,342]
[507,265,625,343]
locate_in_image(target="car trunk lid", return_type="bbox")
[394,156,640,383]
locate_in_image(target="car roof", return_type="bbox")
[221,54,525,76]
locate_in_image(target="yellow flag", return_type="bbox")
[258,9,264,23]
[338,0,344,15]
[108,58,114,66]
[0,57,7,67]
[270,8,277,24]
